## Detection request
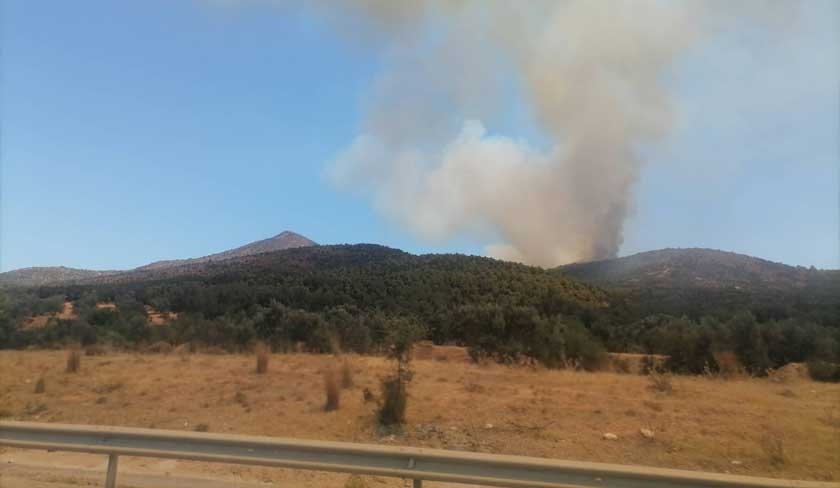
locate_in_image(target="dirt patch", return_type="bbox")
[144,305,177,326]
[20,302,77,330]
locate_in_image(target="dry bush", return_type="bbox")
[193,423,209,432]
[362,388,375,403]
[340,360,353,389]
[324,368,340,411]
[34,377,45,394]
[648,372,673,395]
[66,347,81,373]
[255,342,269,374]
[761,427,786,466]
[234,391,249,407]
[378,376,407,425]
[611,357,632,374]
[713,351,743,378]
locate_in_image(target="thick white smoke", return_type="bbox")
[229,0,797,267]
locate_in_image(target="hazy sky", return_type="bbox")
[2,0,838,271]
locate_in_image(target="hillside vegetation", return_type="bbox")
[0,267,119,287]
[1,245,838,380]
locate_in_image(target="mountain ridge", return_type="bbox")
[558,247,833,291]
[0,230,316,287]
[135,231,316,272]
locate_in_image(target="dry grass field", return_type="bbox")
[1,350,839,486]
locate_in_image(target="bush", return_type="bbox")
[34,377,45,394]
[66,347,81,373]
[807,360,840,382]
[648,372,673,395]
[340,360,353,389]
[611,357,631,374]
[324,369,340,411]
[378,376,407,425]
[761,428,785,466]
[255,342,269,374]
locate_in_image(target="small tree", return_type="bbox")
[66,344,81,373]
[324,368,340,411]
[255,341,269,374]
[378,318,425,426]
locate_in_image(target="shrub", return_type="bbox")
[234,391,248,407]
[376,318,423,425]
[255,342,269,374]
[761,428,785,466]
[611,357,632,374]
[34,377,45,394]
[648,372,673,395]
[66,347,81,373]
[378,375,407,425]
[341,360,353,389]
[807,360,840,382]
[193,423,209,432]
[324,368,340,411]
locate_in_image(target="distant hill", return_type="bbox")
[558,248,840,320]
[559,248,827,290]
[0,231,316,286]
[45,243,610,331]
[0,267,119,287]
[135,231,317,272]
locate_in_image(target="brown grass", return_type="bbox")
[324,368,340,411]
[255,342,269,374]
[1,350,838,482]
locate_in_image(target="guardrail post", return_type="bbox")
[105,453,119,488]
[412,479,422,488]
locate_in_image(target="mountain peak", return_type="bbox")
[135,231,317,272]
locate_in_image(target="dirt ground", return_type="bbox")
[1,350,838,487]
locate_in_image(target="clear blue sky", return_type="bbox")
[2,1,838,271]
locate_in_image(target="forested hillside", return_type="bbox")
[1,244,838,380]
[559,248,840,326]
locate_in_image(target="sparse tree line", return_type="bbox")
[1,248,838,383]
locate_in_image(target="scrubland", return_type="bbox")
[1,349,838,486]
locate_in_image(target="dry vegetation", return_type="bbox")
[0,350,838,484]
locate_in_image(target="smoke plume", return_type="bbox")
[320,1,793,266]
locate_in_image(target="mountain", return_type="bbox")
[0,267,120,287]
[559,248,829,291]
[0,231,316,287]
[558,248,840,320]
[29,243,609,330]
[135,231,317,271]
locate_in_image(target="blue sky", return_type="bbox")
[1,0,838,271]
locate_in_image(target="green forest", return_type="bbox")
[1,245,838,381]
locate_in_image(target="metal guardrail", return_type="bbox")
[1,421,837,488]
